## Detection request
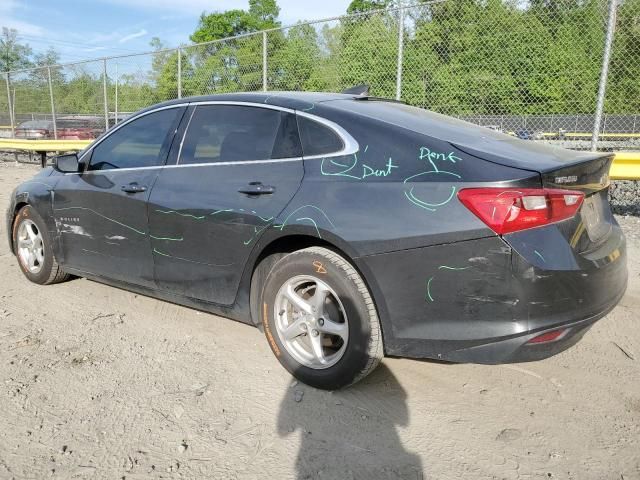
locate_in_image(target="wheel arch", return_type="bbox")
[245,233,390,354]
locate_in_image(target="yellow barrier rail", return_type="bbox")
[610,152,640,180]
[0,138,638,180]
[0,138,91,151]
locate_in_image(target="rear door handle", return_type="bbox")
[121,183,147,193]
[238,182,275,196]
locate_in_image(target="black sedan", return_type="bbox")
[6,92,627,389]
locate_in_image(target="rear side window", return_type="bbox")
[179,105,302,164]
[89,108,179,171]
[297,116,344,157]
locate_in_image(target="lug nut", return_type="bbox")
[318,318,325,326]
[311,329,319,337]
[301,323,308,330]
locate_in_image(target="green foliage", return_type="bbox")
[347,0,393,15]
[190,0,281,43]
[3,0,640,119]
[606,0,640,113]
[0,28,33,72]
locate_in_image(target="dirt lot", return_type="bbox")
[0,162,638,480]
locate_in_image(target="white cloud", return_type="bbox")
[101,0,350,20]
[0,1,45,37]
[102,0,244,14]
[119,29,148,43]
[81,46,108,52]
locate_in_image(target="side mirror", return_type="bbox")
[54,153,81,173]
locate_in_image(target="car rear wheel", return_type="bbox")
[260,246,383,389]
[13,205,69,285]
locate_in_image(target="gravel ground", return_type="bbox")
[0,162,639,480]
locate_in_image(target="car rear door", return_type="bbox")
[52,106,184,286]
[147,103,304,305]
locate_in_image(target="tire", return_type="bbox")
[12,205,69,285]
[260,246,383,390]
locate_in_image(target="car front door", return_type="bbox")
[52,106,184,286]
[147,103,304,305]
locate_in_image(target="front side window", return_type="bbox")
[88,108,180,171]
[179,105,302,165]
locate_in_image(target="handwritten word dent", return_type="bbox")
[363,158,398,178]
[321,155,398,180]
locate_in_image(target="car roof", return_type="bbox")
[148,91,358,112]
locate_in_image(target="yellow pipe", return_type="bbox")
[0,138,91,151]
[611,152,640,180]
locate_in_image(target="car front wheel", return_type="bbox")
[260,246,383,390]
[13,205,69,285]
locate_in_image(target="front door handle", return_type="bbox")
[121,183,147,193]
[238,182,275,196]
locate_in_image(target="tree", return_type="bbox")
[347,0,393,15]
[190,0,281,44]
[0,27,32,72]
[188,0,282,94]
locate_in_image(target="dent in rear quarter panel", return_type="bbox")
[360,236,520,358]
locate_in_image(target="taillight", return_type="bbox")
[457,188,584,235]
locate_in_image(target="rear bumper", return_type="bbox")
[398,283,625,363]
[358,227,627,363]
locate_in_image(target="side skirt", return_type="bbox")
[64,267,253,326]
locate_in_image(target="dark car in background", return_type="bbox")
[14,120,55,139]
[6,92,627,389]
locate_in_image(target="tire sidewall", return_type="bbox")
[261,249,374,389]
[13,205,56,284]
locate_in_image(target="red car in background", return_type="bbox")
[57,116,103,140]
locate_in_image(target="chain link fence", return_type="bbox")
[1,0,639,151]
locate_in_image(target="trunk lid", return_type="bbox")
[455,140,616,252]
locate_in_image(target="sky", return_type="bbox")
[1,0,352,65]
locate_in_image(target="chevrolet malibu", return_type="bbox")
[6,92,627,389]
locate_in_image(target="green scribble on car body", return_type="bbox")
[209,208,234,217]
[426,264,472,303]
[243,222,273,245]
[156,209,205,220]
[257,215,274,223]
[534,250,546,263]
[149,234,184,242]
[364,145,369,153]
[274,205,335,238]
[404,190,436,212]
[54,207,147,236]
[320,155,361,179]
[403,166,461,213]
[403,170,462,183]
[321,155,398,180]
[405,185,456,211]
[296,217,321,238]
[209,208,234,216]
[426,276,435,302]
[301,103,315,112]
[418,146,462,173]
